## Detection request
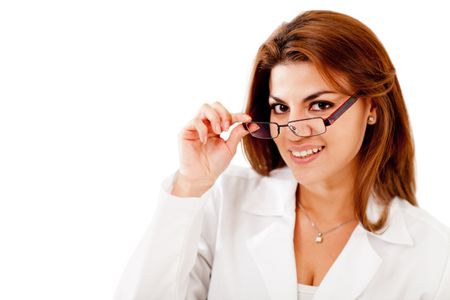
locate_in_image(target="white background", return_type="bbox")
[1,0,449,299]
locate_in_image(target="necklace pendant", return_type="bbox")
[315,232,323,243]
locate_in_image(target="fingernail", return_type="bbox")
[215,124,221,134]
[223,121,229,131]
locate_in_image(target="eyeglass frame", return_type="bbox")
[244,94,359,139]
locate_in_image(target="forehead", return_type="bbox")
[269,62,340,100]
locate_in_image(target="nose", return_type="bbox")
[283,123,305,141]
[279,110,307,141]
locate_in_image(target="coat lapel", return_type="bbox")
[246,220,298,300]
[242,166,414,300]
[312,224,382,300]
[243,166,299,300]
[314,197,414,299]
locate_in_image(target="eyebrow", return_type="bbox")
[269,90,337,104]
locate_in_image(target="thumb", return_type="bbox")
[225,123,250,153]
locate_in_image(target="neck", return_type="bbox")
[297,185,355,222]
[296,171,356,224]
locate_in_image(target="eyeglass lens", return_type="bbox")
[245,118,326,139]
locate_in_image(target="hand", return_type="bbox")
[173,102,252,196]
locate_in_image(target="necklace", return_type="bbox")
[297,200,356,244]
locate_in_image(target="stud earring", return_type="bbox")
[368,116,376,124]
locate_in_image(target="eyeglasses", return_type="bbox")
[243,94,359,139]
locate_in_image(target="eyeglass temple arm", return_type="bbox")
[323,95,358,126]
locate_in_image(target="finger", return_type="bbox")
[243,122,261,134]
[181,117,208,144]
[194,118,209,144]
[210,101,232,131]
[230,112,252,124]
[225,123,250,153]
[198,103,223,135]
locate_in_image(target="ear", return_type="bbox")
[368,98,377,122]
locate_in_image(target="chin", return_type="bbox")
[292,169,324,185]
[280,151,322,183]
[284,161,325,186]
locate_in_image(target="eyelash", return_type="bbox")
[269,101,334,114]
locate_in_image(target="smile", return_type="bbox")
[290,146,325,159]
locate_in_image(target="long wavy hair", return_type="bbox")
[241,10,417,233]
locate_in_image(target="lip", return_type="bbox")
[288,145,325,164]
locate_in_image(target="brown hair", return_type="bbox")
[241,10,417,233]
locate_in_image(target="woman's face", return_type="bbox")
[269,62,376,186]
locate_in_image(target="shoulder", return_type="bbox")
[369,197,450,265]
[395,198,450,278]
[220,164,262,180]
[215,164,294,192]
[398,199,450,244]
[398,200,450,297]
[214,164,266,196]
[219,164,292,182]
[212,165,296,216]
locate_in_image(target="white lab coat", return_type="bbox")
[114,165,450,300]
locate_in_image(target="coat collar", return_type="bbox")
[241,165,414,246]
[243,166,414,300]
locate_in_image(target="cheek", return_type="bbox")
[273,137,284,153]
[272,136,291,163]
[326,117,367,157]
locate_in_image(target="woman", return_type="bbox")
[114,10,450,300]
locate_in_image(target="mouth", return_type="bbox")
[289,146,325,161]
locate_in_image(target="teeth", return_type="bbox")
[291,146,324,158]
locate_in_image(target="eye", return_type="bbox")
[270,103,289,114]
[310,101,334,112]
